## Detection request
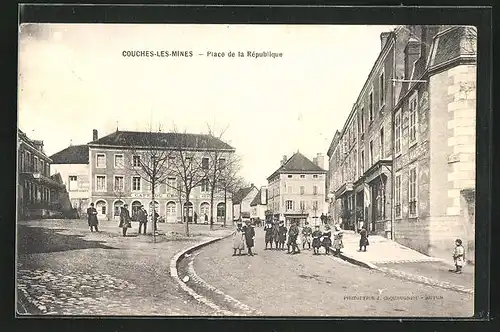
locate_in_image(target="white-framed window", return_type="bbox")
[218,158,226,168]
[68,176,78,191]
[285,200,294,211]
[313,185,318,195]
[313,174,318,179]
[300,186,305,195]
[394,109,402,156]
[408,165,418,217]
[379,70,385,107]
[132,176,141,191]
[166,202,176,216]
[166,177,176,193]
[96,175,107,192]
[300,174,305,179]
[114,154,124,169]
[132,155,141,167]
[312,200,319,210]
[369,89,374,123]
[395,173,402,218]
[201,178,210,192]
[409,92,418,146]
[96,154,106,168]
[369,140,374,166]
[299,200,306,211]
[34,156,39,172]
[114,176,124,191]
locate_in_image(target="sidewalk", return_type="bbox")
[336,231,474,293]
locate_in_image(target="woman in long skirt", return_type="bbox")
[312,225,322,255]
[322,224,332,255]
[232,222,246,256]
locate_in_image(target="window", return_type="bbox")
[360,107,365,134]
[114,154,124,168]
[287,185,293,194]
[166,202,176,216]
[313,175,318,179]
[96,154,106,168]
[409,166,418,217]
[288,175,292,178]
[34,156,39,172]
[201,178,209,192]
[96,175,106,192]
[409,92,418,145]
[300,174,305,179]
[167,177,176,193]
[132,155,141,167]
[313,185,318,195]
[69,176,78,191]
[132,176,141,191]
[379,71,385,106]
[218,158,226,168]
[300,186,305,195]
[369,141,374,166]
[114,176,124,191]
[369,91,374,122]
[202,157,209,170]
[394,110,402,155]
[285,200,294,211]
[380,128,385,158]
[395,174,402,218]
[312,200,319,210]
[299,200,306,211]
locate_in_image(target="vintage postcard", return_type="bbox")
[17,21,478,317]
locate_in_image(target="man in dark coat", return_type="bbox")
[119,204,132,237]
[264,220,274,250]
[359,226,369,252]
[137,205,148,234]
[242,220,255,256]
[87,202,99,232]
[287,220,300,254]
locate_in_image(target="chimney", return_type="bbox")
[32,140,44,152]
[250,183,254,188]
[404,38,421,80]
[280,155,287,166]
[92,129,98,141]
[380,32,391,50]
[315,153,325,170]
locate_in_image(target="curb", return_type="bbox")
[169,233,237,316]
[333,247,473,294]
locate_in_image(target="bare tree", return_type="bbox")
[126,126,174,242]
[217,155,244,227]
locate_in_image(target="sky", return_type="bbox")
[18,24,395,188]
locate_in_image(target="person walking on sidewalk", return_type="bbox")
[312,225,322,255]
[86,203,99,232]
[332,224,344,256]
[450,238,465,274]
[119,204,132,237]
[359,226,369,252]
[137,205,148,234]
[232,222,246,256]
[242,220,255,256]
[301,221,312,250]
[322,224,332,255]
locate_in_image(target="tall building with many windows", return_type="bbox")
[327,25,477,262]
[266,152,327,226]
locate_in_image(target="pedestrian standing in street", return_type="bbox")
[137,205,148,234]
[242,220,256,256]
[332,224,344,257]
[358,226,369,252]
[86,203,99,232]
[119,204,132,237]
[278,221,287,250]
[232,222,246,256]
[264,220,274,250]
[450,238,465,274]
[322,224,332,255]
[320,213,326,225]
[301,221,312,250]
[287,221,300,254]
[312,225,322,255]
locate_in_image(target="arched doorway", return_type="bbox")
[95,200,107,220]
[217,202,226,223]
[166,201,177,223]
[200,202,210,224]
[113,200,125,218]
[131,200,142,221]
[183,202,193,223]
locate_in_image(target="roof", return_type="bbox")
[250,189,267,206]
[232,186,256,204]
[88,130,234,151]
[267,152,327,180]
[50,145,89,164]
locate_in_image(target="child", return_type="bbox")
[312,225,322,255]
[232,222,245,256]
[450,238,465,274]
[322,224,332,255]
[302,221,313,250]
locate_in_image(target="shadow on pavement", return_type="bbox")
[17,225,117,254]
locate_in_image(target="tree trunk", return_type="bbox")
[152,180,156,243]
[223,187,227,227]
[184,191,190,237]
[209,188,214,231]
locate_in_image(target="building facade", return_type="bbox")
[232,185,259,221]
[86,129,235,223]
[266,152,327,226]
[250,187,268,221]
[50,144,90,218]
[17,129,68,220]
[326,25,477,261]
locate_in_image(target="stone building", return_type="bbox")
[17,129,69,220]
[266,152,327,226]
[250,187,268,222]
[85,129,235,223]
[232,184,259,221]
[326,25,477,261]
[326,131,342,221]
